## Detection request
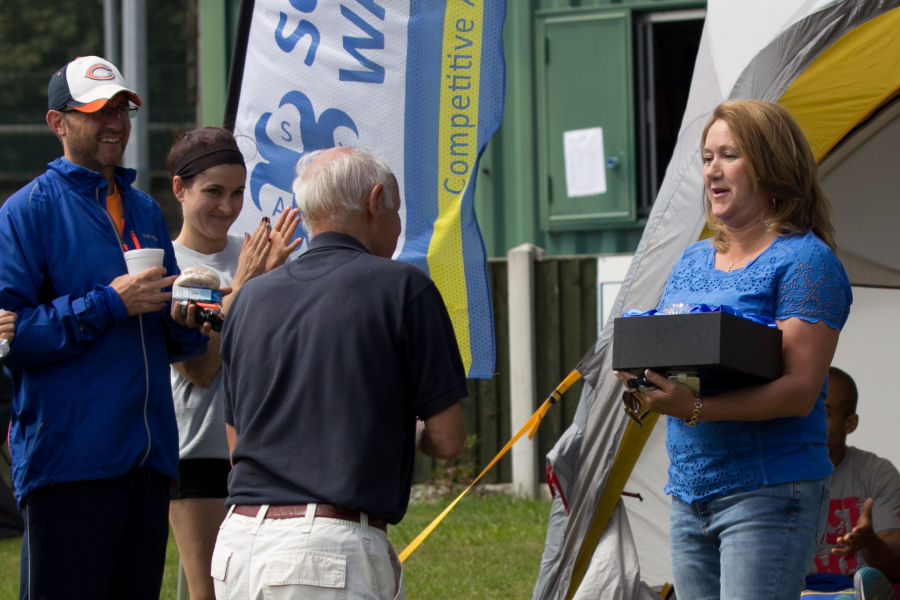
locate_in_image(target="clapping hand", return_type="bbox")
[233,209,303,287]
[265,208,302,272]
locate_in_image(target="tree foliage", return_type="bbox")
[0,0,195,191]
[0,0,105,123]
[0,0,194,125]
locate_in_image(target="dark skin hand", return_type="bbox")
[834,498,879,556]
[833,497,900,582]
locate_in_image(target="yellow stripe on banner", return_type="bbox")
[429,1,484,374]
[565,412,661,600]
[780,7,900,161]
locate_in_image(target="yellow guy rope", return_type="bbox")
[398,369,584,562]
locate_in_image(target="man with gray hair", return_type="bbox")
[214,146,467,599]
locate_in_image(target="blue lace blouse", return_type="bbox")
[658,231,852,503]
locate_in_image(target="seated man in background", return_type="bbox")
[806,366,900,599]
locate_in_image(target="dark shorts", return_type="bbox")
[169,458,231,500]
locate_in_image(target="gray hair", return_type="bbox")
[292,147,396,235]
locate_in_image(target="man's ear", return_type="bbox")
[46,111,66,136]
[365,183,384,217]
[845,413,859,435]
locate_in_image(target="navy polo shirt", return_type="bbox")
[221,232,467,523]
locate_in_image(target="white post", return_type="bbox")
[122,0,149,192]
[507,243,543,497]
[103,0,119,67]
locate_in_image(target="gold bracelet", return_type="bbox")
[684,396,703,427]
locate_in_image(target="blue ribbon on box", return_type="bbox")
[621,304,778,328]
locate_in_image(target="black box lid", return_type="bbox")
[612,311,782,395]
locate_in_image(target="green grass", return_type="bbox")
[0,494,552,599]
[0,535,17,599]
[391,494,552,598]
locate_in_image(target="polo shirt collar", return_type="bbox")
[308,231,369,254]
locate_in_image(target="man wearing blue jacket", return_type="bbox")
[0,56,207,599]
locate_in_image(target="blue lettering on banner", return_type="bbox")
[274,0,320,66]
[340,1,386,83]
[249,90,359,213]
[441,17,477,195]
[251,0,390,214]
[279,121,293,143]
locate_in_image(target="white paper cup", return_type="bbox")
[124,248,165,275]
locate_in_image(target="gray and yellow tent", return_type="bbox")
[532,1,900,597]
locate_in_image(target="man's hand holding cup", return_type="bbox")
[113,248,175,316]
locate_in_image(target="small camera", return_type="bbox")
[179,300,224,332]
[195,305,224,332]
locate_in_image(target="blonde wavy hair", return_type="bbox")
[701,100,836,252]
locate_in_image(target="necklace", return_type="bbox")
[726,252,743,273]
[725,236,772,272]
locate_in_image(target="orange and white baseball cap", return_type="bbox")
[48,56,142,113]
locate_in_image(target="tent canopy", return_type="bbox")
[533,2,900,598]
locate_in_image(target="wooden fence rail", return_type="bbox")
[413,253,600,489]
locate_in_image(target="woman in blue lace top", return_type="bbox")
[617,100,852,599]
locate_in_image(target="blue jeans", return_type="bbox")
[669,478,830,600]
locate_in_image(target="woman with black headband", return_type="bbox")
[165,126,300,600]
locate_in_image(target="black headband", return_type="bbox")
[174,143,246,179]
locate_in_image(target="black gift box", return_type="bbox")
[612,311,782,395]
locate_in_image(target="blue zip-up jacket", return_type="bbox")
[0,158,207,504]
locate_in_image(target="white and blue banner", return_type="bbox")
[229,0,506,379]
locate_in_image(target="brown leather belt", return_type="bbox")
[233,504,387,532]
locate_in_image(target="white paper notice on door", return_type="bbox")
[563,127,607,198]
